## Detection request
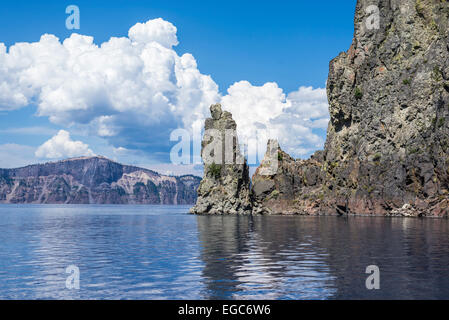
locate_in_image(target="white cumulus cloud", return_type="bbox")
[128,18,179,48]
[221,82,329,159]
[0,18,219,158]
[0,18,329,164]
[35,130,94,159]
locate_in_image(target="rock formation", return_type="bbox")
[252,140,325,215]
[195,0,449,217]
[253,0,449,217]
[190,104,253,215]
[0,156,200,205]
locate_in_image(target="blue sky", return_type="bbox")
[0,0,356,175]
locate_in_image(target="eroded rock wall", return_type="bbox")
[323,0,449,216]
[252,0,449,216]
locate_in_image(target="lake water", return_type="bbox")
[0,205,448,300]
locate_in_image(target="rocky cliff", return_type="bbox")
[253,0,449,217]
[0,156,200,205]
[252,141,325,215]
[323,0,449,216]
[194,0,449,217]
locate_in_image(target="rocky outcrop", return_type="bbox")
[190,104,253,215]
[193,0,449,216]
[0,156,200,205]
[253,0,449,217]
[252,140,326,215]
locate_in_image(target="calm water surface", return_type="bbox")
[0,205,448,300]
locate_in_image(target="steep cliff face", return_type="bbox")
[0,157,200,205]
[190,104,253,215]
[323,0,449,216]
[252,0,449,216]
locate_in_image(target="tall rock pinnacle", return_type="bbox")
[190,104,253,215]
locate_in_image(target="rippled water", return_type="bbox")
[0,205,448,300]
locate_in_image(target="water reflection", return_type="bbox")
[0,205,206,299]
[196,216,337,299]
[314,217,449,299]
[196,216,449,300]
[0,205,448,299]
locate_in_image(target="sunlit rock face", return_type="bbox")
[251,0,449,216]
[0,157,200,205]
[190,104,253,215]
[321,0,449,216]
